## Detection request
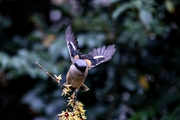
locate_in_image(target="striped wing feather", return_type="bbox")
[81,45,116,68]
[65,25,81,61]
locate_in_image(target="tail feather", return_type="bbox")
[80,83,89,92]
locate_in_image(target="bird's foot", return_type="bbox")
[60,85,65,90]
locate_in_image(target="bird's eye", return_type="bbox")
[74,63,86,73]
[74,63,78,68]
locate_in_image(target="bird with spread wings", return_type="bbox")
[64,25,116,98]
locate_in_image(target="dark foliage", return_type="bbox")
[1,0,180,120]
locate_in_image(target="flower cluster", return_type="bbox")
[54,74,87,120]
[61,83,72,96]
[54,75,71,96]
[54,74,62,86]
[58,99,86,120]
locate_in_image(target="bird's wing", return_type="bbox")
[81,45,116,69]
[65,25,81,61]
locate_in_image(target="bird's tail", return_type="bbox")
[80,83,89,92]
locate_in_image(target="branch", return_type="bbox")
[63,101,72,112]
[35,62,62,87]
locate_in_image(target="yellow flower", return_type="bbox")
[81,115,87,119]
[58,109,73,120]
[54,74,62,80]
[61,84,72,96]
[54,74,62,86]
[57,101,87,120]
[73,101,86,119]
[73,112,87,120]
[67,93,76,107]
[74,101,85,112]
[58,109,84,120]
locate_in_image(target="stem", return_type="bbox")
[63,101,72,112]
[36,62,59,82]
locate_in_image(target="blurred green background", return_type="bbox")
[0,0,180,120]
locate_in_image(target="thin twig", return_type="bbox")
[63,101,72,112]
[36,62,63,88]
[36,62,57,82]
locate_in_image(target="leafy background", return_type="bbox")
[0,0,180,120]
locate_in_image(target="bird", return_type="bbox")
[64,25,116,98]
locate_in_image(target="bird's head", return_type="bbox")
[73,59,87,78]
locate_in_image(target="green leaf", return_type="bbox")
[112,3,131,20]
[0,52,10,69]
[139,10,153,29]
[165,0,175,13]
